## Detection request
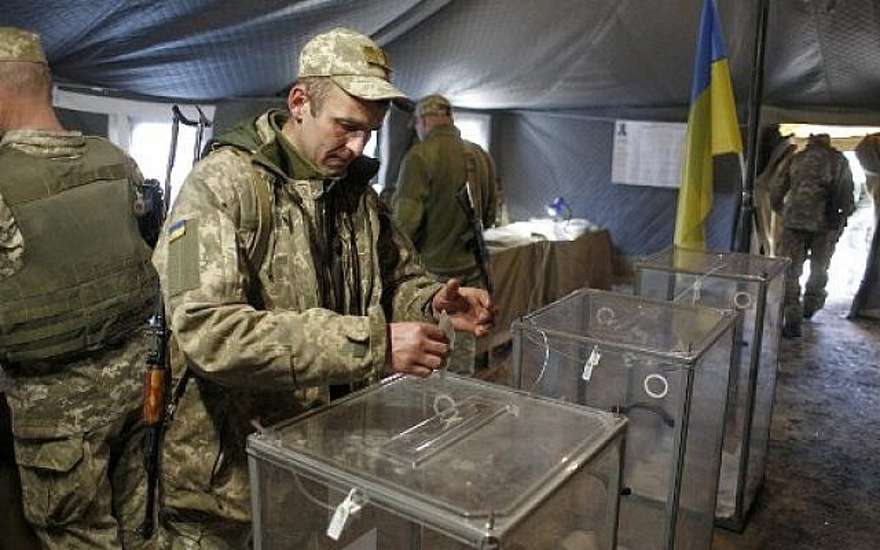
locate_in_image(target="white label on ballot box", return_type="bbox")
[582,345,601,382]
[327,488,365,541]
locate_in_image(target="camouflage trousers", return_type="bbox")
[157,516,250,550]
[1,394,39,550]
[11,407,151,550]
[778,226,842,326]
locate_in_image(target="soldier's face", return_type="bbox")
[291,83,387,177]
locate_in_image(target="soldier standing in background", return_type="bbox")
[392,94,498,374]
[772,133,856,338]
[0,27,158,549]
[151,28,493,548]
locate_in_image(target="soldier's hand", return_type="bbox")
[387,322,449,378]
[432,279,495,338]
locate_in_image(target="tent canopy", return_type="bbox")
[5,0,879,113]
[3,0,879,256]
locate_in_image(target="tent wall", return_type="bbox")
[493,110,740,256]
[7,0,879,260]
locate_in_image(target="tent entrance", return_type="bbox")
[777,123,880,314]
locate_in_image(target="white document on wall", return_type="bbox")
[612,120,687,188]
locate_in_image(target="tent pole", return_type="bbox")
[733,0,770,253]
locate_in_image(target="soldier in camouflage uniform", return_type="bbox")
[392,95,498,374]
[151,28,493,548]
[0,27,158,549]
[771,133,855,337]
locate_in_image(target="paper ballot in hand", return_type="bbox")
[438,310,456,351]
[438,310,455,378]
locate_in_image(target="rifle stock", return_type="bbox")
[138,105,210,539]
[137,297,167,539]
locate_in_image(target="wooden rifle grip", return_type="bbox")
[142,369,165,425]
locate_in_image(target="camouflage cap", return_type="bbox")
[298,27,405,101]
[0,27,47,64]
[415,94,452,117]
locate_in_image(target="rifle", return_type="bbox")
[139,105,211,539]
[456,182,494,294]
[135,178,164,248]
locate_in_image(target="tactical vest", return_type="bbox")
[0,137,157,364]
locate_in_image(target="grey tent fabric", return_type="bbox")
[491,110,739,253]
[6,0,878,113]
[764,0,880,113]
[1,0,454,100]
[3,0,879,257]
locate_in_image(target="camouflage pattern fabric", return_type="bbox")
[392,124,498,279]
[770,138,855,232]
[0,193,23,278]
[0,129,154,549]
[14,407,149,550]
[0,26,47,64]
[151,109,441,547]
[778,227,842,323]
[0,394,39,550]
[297,27,405,101]
[772,137,856,329]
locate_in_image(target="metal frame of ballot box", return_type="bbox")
[634,247,787,531]
[511,289,737,549]
[247,374,628,550]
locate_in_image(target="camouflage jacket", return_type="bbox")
[151,110,442,521]
[392,125,497,279]
[771,141,856,232]
[0,129,151,439]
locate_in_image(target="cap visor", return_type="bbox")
[333,75,407,101]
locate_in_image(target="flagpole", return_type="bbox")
[732,0,770,252]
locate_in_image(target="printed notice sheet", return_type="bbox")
[612,120,687,188]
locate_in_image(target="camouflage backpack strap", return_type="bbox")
[210,144,274,275]
[247,169,273,273]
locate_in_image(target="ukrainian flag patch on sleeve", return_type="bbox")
[167,218,200,295]
[168,219,187,243]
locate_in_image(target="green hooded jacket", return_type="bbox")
[151,109,442,525]
[393,125,497,281]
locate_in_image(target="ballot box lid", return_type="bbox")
[247,373,625,536]
[513,289,736,365]
[636,247,788,281]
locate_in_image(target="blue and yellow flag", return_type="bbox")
[674,0,743,249]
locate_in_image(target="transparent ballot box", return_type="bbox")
[511,290,735,550]
[247,373,627,550]
[634,248,786,531]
